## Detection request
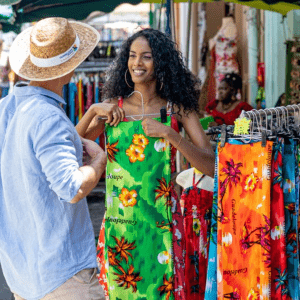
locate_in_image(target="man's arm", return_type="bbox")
[33,114,106,203]
[70,138,106,203]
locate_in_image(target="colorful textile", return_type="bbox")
[283,139,299,300]
[217,140,272,299]
[97,117,185,300]
[270,138,288,299]
[182,173,213,299]
[214,27,239,98]
[204,145,219,300]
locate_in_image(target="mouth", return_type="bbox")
[132,69,146,76]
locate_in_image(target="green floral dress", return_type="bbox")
[96,116,185,300]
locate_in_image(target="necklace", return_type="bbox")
[133,93,158,103]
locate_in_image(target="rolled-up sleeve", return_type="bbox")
[33,114,83,202]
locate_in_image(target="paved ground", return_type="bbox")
[87,192,106,237]
[0,192,106,299]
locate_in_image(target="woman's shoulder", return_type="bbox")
[102,97,122,104]
[205,99,218,112]
[236,101,253,111]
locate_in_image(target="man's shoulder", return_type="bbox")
[19,94,66,122]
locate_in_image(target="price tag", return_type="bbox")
[233,117,251,135]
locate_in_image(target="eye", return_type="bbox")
[144,56,152,60]
[129,54,136,58]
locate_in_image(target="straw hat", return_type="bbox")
[9,17,100,81]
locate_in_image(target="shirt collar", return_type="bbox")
[13,82,66,105]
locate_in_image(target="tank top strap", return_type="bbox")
[117,96,129,122]
[118,96,124,108]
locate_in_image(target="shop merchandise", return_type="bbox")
[96,98,185,300]
[204,106,300,299]
[180,170,213,299]
[211,17,239,98]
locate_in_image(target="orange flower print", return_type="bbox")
[119,188,137,207]
[112,236,137,263]
[132,134,149,148]
[108,246,120,267]
[126,144,145,163]
[158,274,174,300]
[106,140,119,163]
[244,173,259,192]
[155,178,171,201]
[113,264,143,293]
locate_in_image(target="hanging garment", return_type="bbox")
[181,172,213,300]
[78,78,83,121]
[216,140,272,299]
[96,104,185,300]
[86,80,93,111]
[214,28,239,98]
[283,139,299,300]
[204,146,219,300]
[270,138,288,299]
[68,82,77,125]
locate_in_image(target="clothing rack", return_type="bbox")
[240,104,300,119]
[206,104,300,147]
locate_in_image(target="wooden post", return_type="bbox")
[185,0,192,66]
[191,3,199,76]
[174,2,180,49]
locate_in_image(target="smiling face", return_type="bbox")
[128,36,156,86]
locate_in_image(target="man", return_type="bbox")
[0,17,106,299]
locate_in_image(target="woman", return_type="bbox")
[76,28,214,300]
[275,93,286,107]
[205,73,253,125]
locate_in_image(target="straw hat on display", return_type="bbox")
[9,17,100,81]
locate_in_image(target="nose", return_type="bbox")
[133,56,142,66]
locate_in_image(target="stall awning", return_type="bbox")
[0,0,143,32]
[142,0,300,16]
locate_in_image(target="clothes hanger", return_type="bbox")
[176,168,214,192]
[226,110,262,144]
[97,90,171,122]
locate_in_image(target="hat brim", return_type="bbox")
[9,21,100,81]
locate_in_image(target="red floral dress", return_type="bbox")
[181,173,213,300]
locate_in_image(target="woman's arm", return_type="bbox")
[76,99,125,140]
[173,111,215,177]
[142,110,215,177]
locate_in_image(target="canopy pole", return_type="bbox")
[158,0,164,31]
[171,0,176,42]
[185,0,192,66]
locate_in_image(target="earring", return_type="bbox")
[159,79,164,91]
[125,69,133,88]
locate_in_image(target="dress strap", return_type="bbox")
[117,96,129,122]
[193,169,205,188]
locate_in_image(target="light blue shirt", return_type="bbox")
[0,83,97,299]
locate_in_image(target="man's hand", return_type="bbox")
[81,137,106,166]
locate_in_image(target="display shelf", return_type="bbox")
[75,59,114,73]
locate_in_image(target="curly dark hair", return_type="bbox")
[221,73,242,94]
[102,28,201,115]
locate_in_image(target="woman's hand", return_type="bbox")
[91,103,125,127]
[141,118,170,138]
